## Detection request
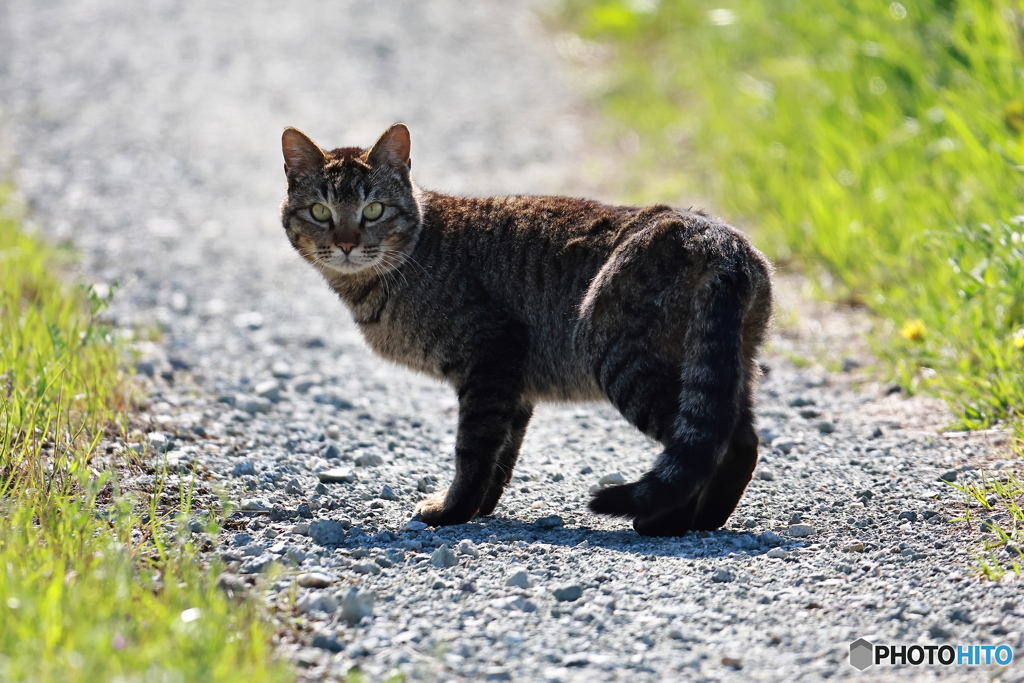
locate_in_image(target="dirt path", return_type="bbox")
[1,2,1019,681]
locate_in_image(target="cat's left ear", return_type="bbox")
[282,127,326,178]
[368,123,411,170]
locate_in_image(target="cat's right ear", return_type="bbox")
[282,127,326,178]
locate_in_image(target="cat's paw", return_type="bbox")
[414,491,476,527]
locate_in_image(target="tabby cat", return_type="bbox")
[280,123,772,536]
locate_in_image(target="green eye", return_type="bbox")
[310,203,331,221]
[362,202,384,220]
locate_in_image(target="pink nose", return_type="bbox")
[338,243,357,254]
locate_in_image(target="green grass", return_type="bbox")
[559,0,1024,430]
[0,188,292,681]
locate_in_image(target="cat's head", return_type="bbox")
[280,124,422,277]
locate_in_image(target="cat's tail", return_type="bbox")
[589,275,748,529]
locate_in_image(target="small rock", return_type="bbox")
[757,468,775,481]
[292,522,310,535]
[239,498,270,512]
[337,588,374,624]
[285,479,303,495]
[352,562,382,576]
[533,515,563,529]
[456,539,479,558]
[296,591,339,615]
[505,567,532,589]
[939,469,958,483]
[766,548,789,559]
[215,572,246,595]
[721,656,743,669]
[308,520,347,545]
[237,396,272,415]
[711,568,736,583]
[232,533,253,547]
[322,444,342,460]
[841,357,861,372]
[871,426,884,438]
[310,633,343,653]
[298,572,334,588]
[270,361,293,379]
[416,476,436,493]
[239,553,275,574]
[758,531,784,546]
[788,524,814,538]
[788,512,803,524]
[404,520,428,532]
[148,432,172,453]
[232,460,257,477]
[426,572,447,590]
[492,595,537,612]
[378,485,399,501]
[325,424,341,439]
[318,468,355,484]
[898,511,917,523]
[135,360,156,378]
[771,437,802,454]
[908,601,930,616]
[788,397,814,408]
[598,472,625,486]
[430,544,458,568]
[254,380,282,403]
[552,584,583,602]
[798,407,821,419]
[844,541,866,553]
[484,666,512,681]
[355,452,384,467]
[816,421,836,434]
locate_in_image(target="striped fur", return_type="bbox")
[280,124,773,536]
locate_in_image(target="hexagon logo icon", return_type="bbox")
[849,638,874,671]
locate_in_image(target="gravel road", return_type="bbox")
[2,2,1022,681]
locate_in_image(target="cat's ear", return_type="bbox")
[368,123,411,170]
[282,127,326,178]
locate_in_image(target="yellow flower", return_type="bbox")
[900,319,925,342]
[1013,335,1024,349]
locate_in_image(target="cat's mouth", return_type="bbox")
[314,245,399,277]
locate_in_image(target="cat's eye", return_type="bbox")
[310,203,331,221]
[362,202,384,220]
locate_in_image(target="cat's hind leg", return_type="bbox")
[589,282,747,536]
[476,401,533,517]
[688,398,758,530]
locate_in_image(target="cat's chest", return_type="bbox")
[357,317,444,379]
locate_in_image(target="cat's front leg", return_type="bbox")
[415,323,528,527]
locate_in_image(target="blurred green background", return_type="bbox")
[561,0,1024,430]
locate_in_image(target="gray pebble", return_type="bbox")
[897,510,917,522]
[505,567,532,588]
[711,568,736,583]
[318,468,355,484]
[298,572,334,588]
[552,584,583,602]
[430,544,458,568]
[598,472,625,486]
[239,553,275,574]
[766,548,789,559]
[939,469,958,482]
[788,524,814,538]
[405,520,428,532]
[352,561,382,576]
[533,515,563,529]
[296,591,338,615]
[311,633,344,653]
[308,520,347,545]
[378,485,399,501]
[456,539,479,557]
[231,460,256,477]
[816,421,836,434]
[355,452,385,467]
[322,444,342,460]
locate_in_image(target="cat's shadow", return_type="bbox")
[324,515,781,561]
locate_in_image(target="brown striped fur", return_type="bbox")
[280,124,773,536]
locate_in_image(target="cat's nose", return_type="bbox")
[338,243,357,254]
